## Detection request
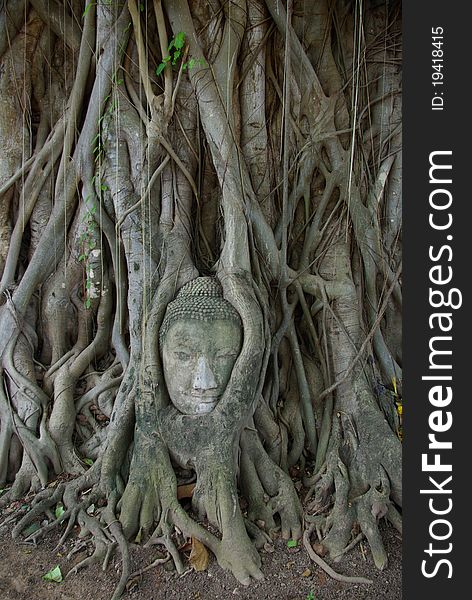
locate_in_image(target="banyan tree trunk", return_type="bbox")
[0,0,402,596]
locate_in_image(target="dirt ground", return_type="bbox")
[0,501,401,600]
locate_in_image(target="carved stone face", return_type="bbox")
[162,319,242,415]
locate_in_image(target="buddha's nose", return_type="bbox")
[192,356,218,392]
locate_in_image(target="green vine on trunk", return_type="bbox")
[156,31,206,75]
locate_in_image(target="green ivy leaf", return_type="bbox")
[287,539,298,548]
[55,504,65,519]
[83,458,94,466]
[174,31,186,50]
[42,566,63,583]
[156,62,166,76]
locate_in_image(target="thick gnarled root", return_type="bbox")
[240,428,302,541]
[310,455,401,571]
[303,523,373,585]
[3,473,132,600]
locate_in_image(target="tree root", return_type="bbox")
[4,472,134,600]
[2,419,398,598]
[128,552,170,579]
[0,1,402,598]
[303,523,372,585]
[102,494,130,600]
[66,510,114,576]
[12,482,65,539]
[1,385,400,598]
[145,527,186,574]
[240,427,302,541]
[310,414,402,572]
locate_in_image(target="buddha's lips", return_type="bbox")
[190,394,220,402]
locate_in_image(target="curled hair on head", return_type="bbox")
[159,277,242,345]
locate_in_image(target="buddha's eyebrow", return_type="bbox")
[173,338,197,349]
[174,333,193,344]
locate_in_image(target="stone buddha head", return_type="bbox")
[160,277,242,416]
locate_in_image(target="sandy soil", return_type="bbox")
[0,504,401,600]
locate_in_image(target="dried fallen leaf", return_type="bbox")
[178,538,193,552]
[312,542,327,556]
[302,568,312,577]
[189,537,209,572]
[177,483,195,500]
[316,570,327,585]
